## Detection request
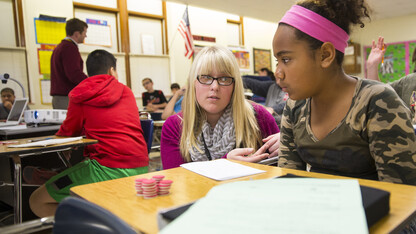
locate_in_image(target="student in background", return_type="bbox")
[276,0,416,185]
[168,83,180,102]
[0,88,15,120]
[141,78,167,111]
[162,85,185,120]
[243,67,275,98]
[161,45,280,169]
[30,50,149,217]
[50,18,88,110]
[258,67,276,81]
[366,36,416,121]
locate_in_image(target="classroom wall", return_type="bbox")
[1,0,415,110]
[22,0,73,109]
[166,2,278,88]
[243,17,278,73]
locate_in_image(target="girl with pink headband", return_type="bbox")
[275,0,416,185]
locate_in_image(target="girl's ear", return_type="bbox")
[319,42,337,68]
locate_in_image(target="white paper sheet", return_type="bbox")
[180,159,266,180]
[8,136,83,148]
[0,124,27,130]
[161,179,368,234]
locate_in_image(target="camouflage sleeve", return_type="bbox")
[366,85,416,185]
[277,99,307,170]
[389,78,403,99]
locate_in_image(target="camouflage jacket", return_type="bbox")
[390,72,416,117]
[278,78,416,185]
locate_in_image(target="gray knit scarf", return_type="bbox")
[190,106,236,161]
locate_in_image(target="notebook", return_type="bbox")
[158,174,390,230]
[0,98,28,127]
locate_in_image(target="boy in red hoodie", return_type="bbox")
[30,50,149,217]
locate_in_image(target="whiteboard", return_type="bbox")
[75,8,118,53]
[0,0,17,47]
[129,55,171,100]
[129,17,163,55]
[83,20,112,47]
[127,0,163,15]
[73,0,117,9]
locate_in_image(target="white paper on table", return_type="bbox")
[161,179,368,234]
[8,136,83,148]
[0,124,27,130]
[180,159,266,181]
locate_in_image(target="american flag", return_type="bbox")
[177,6,194,59]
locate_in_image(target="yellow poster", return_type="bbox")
[38,49,53,75]
[35,18,66,45]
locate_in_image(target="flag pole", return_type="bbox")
[168,26,179,53]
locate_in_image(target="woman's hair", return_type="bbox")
[282,0,371,65]
[260,67,276,81]
[179,45,262,161]
[413,48,416,64]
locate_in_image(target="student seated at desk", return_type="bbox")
[162,85,185,120]
[161,45,280,169]
[29,49,149,217]
[142,78,167,112]
[275,1,416,185]
[0,87,16,120]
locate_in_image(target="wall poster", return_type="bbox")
[253,48,272,73]
[364,40,416,83]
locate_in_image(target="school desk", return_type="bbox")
[70,160,416,234]
[0,124,61,140]
[0,136,97,224]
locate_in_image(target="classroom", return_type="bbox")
[0,0,416,233]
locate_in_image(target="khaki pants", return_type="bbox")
[52,96,69,110]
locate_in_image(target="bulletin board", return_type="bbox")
[253,48,272,73]
[229,48,250,71]
[34,18,66,45]
[364,40,416,83]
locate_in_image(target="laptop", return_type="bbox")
[0,98,29,127]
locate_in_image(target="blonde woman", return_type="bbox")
[160,45,280,169]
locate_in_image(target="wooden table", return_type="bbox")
[0,136,97,224]
[71,160,416,234]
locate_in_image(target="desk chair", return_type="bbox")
[140,119,154,153]
[53,197,136,234]
[0,197,137,234]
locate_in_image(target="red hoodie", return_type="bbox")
[57,74,148,168]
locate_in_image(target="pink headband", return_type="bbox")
[279,5,349,53]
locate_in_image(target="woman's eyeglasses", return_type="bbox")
[197,75,234,86]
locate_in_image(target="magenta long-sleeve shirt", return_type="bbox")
[160,103,280,169]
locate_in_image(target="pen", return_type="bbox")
[381,44,384,67]
[28,137,53,143]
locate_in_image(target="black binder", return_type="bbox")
[160,174,390,228]
[277,174,390,227]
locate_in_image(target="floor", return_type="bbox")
[0,149,163,228]
[148,151,162,172]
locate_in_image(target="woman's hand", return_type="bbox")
[227,148,269,163]
[262,133,280,158]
